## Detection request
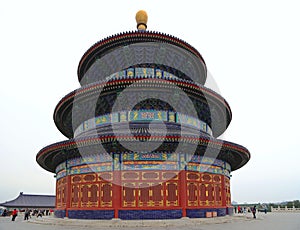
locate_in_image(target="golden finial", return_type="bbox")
[135,10,148,31]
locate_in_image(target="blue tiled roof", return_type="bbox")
[0,192,55,208]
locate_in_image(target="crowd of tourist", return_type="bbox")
[235,205,258,218]
[1,208,53,221]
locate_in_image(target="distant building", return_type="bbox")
[0,192,55,209]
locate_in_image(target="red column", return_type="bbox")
[113,171,121,218]
[179,170,187,217]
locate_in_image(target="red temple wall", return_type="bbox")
[55,171,231,211]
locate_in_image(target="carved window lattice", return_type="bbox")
[71,185,80,207]
[188,183,197,202]
[166,182,178,206]
[152,183,163,203]
[200,183,206,202]
[81,185,89,205]
[90,184,98,203]
[139,184,150,203]
[123,183,136,207]
[101,183,111,202]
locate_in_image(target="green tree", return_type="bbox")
[293,200,300,208]
[287,202,294,208]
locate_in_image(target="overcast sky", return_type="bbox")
[0,0,299,204]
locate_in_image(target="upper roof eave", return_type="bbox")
[77,30,207,85]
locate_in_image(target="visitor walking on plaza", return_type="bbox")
[2,209,7,216]
[11,208,18,221]
[24,208,30,220]
[252,205,257,219]
[37,210,43,218]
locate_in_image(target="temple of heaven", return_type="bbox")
[36,10,250,219]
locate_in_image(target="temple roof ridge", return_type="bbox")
[0,192,55,208]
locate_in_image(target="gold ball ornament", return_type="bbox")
[135,10,148,30]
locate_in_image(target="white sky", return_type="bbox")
[0,0,299,204]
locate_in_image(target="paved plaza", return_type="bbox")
[0,212,299,230]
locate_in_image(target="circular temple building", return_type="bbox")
[36,11,250,219]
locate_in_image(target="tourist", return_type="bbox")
[11,208,18,221]
[24,208,30,220]
[252,205,257,218]
[37,210,43,218]
[33,209,38,216]
[2,209,7,216]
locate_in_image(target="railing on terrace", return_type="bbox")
[271,206,300,212]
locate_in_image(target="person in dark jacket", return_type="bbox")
[2,209,7,216]
[24,208,30,220]
[252,205,257,218]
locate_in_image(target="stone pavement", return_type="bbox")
[0,212,299,230]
